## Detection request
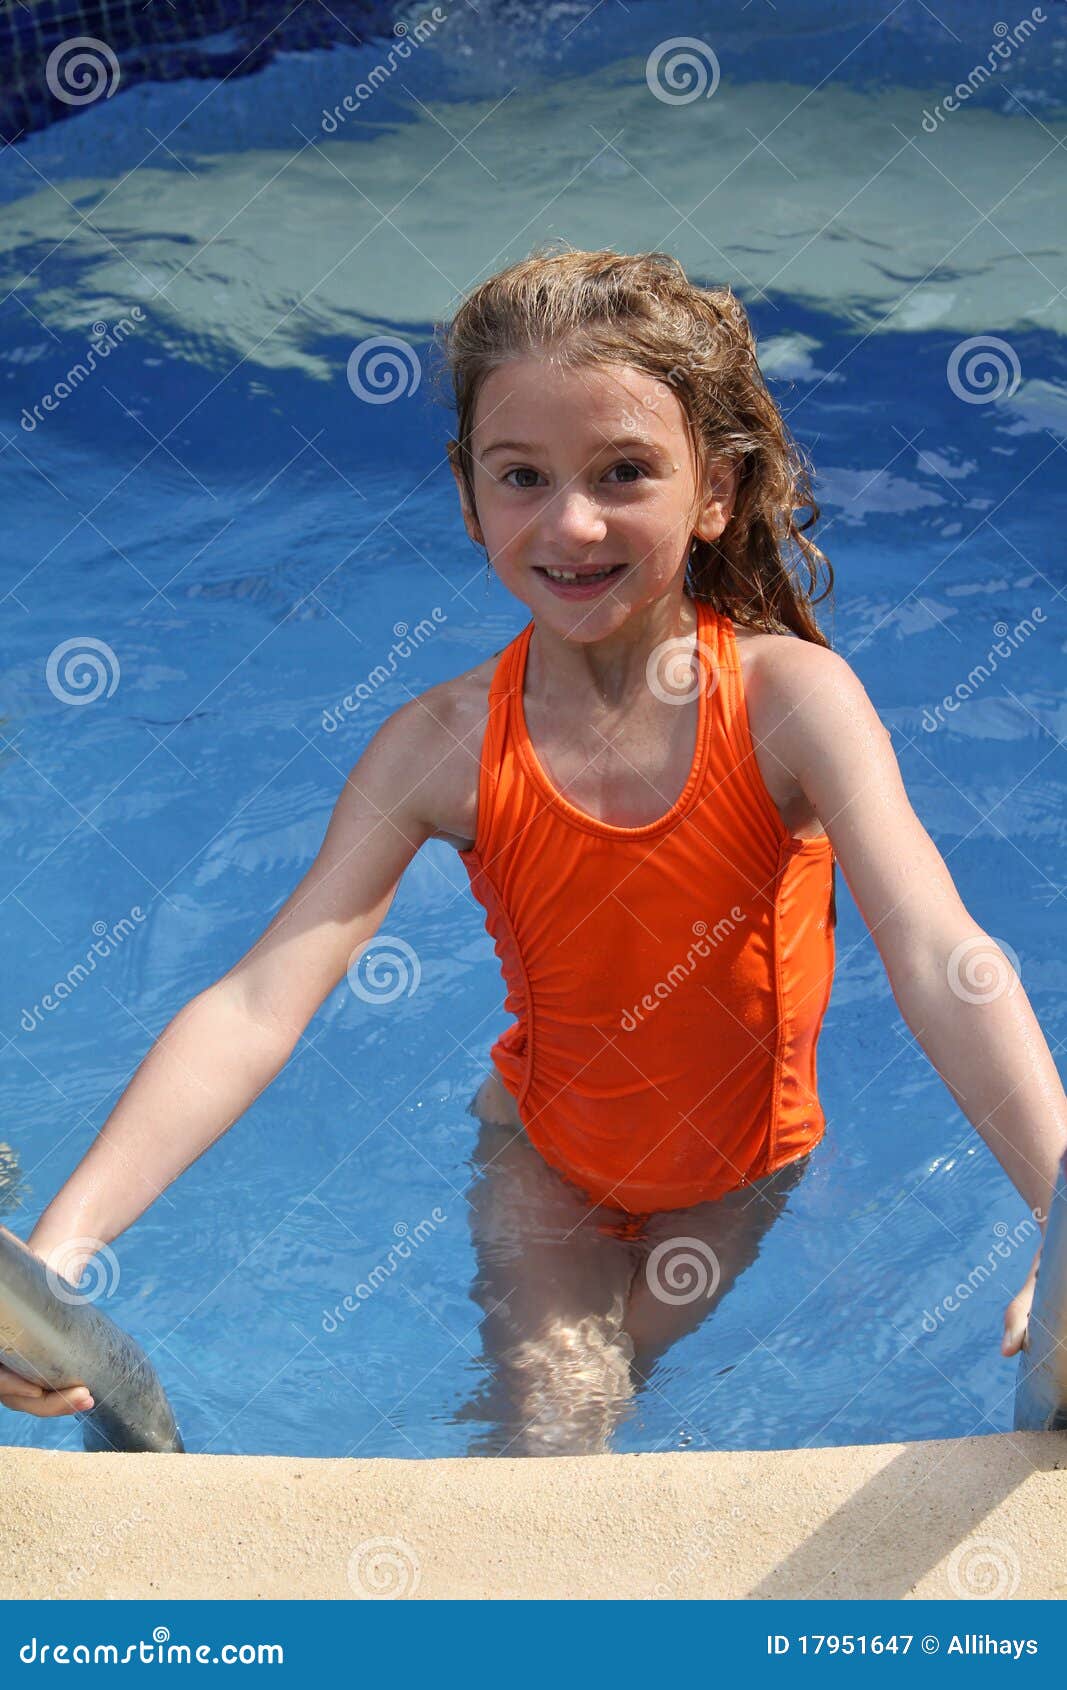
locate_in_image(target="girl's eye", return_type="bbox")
[502,462,647,489]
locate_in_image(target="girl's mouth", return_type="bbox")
[533,563,628,600]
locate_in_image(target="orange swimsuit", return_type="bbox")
[459,594,836,1214]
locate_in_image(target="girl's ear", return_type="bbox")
[449,452,486,547]
[694,458,739,545]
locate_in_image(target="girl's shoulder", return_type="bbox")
[398,653,501,853]
[731,617,888,788]
[727,619,870,839]
[734,616,862,690]
[728,616,856,711]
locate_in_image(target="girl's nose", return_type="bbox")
[545,488,607,545]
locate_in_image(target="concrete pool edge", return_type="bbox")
[2,1432,1065,1599]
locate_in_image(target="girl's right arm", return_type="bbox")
[0,699,439,1418]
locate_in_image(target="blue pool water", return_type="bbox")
[1,0,1065,1457]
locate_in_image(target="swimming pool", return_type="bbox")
[1,0,1065,1458]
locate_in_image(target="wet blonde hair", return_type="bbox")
[433,241,833,646]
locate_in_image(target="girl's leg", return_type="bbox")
[468,1065,523,1128]
[623,1153,811,1384]
[460,1080,642,1456]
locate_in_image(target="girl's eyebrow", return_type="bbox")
[479,433,666,459]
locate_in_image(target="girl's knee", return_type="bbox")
[499,1299,630,1386]
[501,1312,637,1454]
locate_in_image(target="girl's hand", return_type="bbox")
[1001,1247,1042,1358]
[0,1231,96,1417]
[0,1364,94,1418]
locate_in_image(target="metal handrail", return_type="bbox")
[0,1225,185,1454]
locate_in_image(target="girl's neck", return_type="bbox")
[525,589,699,715]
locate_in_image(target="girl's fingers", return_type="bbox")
[1001,1323,1023,1358]
[0,1366,45,1397]
[0,1367,94,1415]
[20,1388,95,1418]
[1001,1291,1032,1357]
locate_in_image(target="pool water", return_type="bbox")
[1,0,1065,1457]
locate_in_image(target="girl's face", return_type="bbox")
[452,356,736,638]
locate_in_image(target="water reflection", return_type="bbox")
[0,1141,27,1216]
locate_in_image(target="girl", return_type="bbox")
[1,247,1062,1457]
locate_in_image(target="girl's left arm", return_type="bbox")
[754,640,1067,1357]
